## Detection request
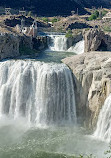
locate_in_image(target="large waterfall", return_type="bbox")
[94,94,111,142]
[0,60,77,126]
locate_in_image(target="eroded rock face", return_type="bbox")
[0,33,19,60]
[84,29,111,52]
[66,32,83,49]
[62,52,111,129]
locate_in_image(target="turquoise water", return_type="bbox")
[36,50,76,63]
[0,51,108,158]
[0,119,108,158]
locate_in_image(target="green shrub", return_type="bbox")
[103,26,111,32]
[102,10,108,17]
[88,14,97,21]
[65,29,73,38]
[42,17,48,23]
[51,18,58,23]
[88,10,100,21]
[94,10,99,18]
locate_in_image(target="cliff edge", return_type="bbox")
[62,51,111,129]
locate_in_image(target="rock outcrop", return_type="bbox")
[62,51,111,129]
[66,32,83,49]
[67,22,93,30]
[0,32,49,60]
[0,33,19,60]
[84,29,111,52]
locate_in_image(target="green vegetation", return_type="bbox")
[88,14,97,20]
[51,18,58,23]
[27,11,32,17]
[88,10,108,21]
[19,46,38,56]
[42,17,48,23]
[88,10,99,21]
[65,29,73,38]
[103,26,111,32]
[94,10,99,18]
[102,10,108,17]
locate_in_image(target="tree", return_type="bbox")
[88,14,97,21]
[94,10,99,18]
[51,18,58,23]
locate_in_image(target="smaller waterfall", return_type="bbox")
[47,34,84,53]
[68,40,84,54]
[48,35,67,51]
[94,94,111,142]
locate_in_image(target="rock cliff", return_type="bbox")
[84,29,111,52]
[0,33,48,60]
[66,32,83,50]
[62,51,111,129]
[0,33,19,60]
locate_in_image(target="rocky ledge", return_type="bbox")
[0,33,19,60]
[62,51,111,129]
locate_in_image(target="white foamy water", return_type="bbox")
[94,94,111,143]
[48,35,67,51]
[68,40,84,54]
[0,60,77,127]
[47,34,84,54]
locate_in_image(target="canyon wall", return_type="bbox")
[62,51,111,129]
[0,33,48,60]
[0,33,19,60]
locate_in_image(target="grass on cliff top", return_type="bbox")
[65,29,73,38]
[103,26,111,32]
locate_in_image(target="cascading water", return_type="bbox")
[0,61,108,158]
[68,40,84,54]
[47,34,84,53]
[48,35,67,51]
[0,60,77,126]
[94,94,111,142]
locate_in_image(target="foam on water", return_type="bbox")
[94,94,111,143]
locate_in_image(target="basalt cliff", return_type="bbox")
[63,29,111,129]
[62,51,111,129]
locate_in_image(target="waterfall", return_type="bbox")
[48,35,67,51]
[47,34,84,53]
[68,40,84,54]
[0,60,77,127]
[94,94,111,142]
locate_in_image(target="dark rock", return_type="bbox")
[84,29,111,52]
